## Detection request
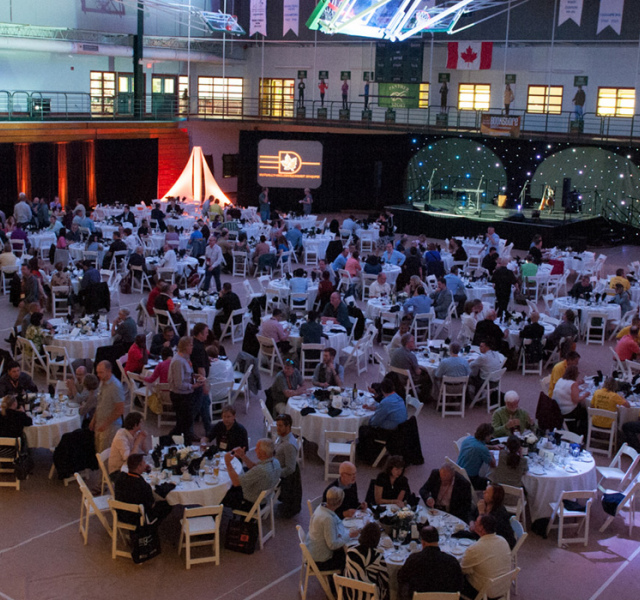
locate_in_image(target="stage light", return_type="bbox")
[413,139,417,143]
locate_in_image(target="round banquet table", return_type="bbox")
[380,264,401,287]
[150,456,244,507]
[47,326,112,361]
[285,392,375,460]
[503,320,555,349]
[165,216,196,230]
[366,298,398,320]
[462,282,495,302]
[376,506,473,600]
[267,278,319,311]
[522,452,597,521]
[25,412,82,449]
[10,230,56,250]
[149,233,190,251]
[180,306,220,329]
[551,297,621,330]
[286,321,349,356]
[146,255,199,276]
[302,234,333,259]
[285,216,317,230]
[355,225,380,241]
[416,346,480,378]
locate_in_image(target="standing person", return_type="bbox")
[298,79,305,107]
[491,259,518,318]
[168,336,205,444]
[274,413,302,518]
[299,188,313,215]
[190,323,212,435]
[573,85,586,120]
[440,81,448,113]
[15,264,40,328]
[90,361,125,453]
[503,84,514,115]
[341,79,349,109]
[259,187,270,222]
[202,236,223,293]
[363,80,370,110]
[318,79,328,107]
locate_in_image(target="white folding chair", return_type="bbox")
[437,376,468,418]
[411,312,434,342]
[154,309,179,336]
[1,265,18,295]
[388,365,420,399]
[470,368,506,413]
[10,238,25,257]
[584,310,608,344]
[130,265,152,294]
[474,568,520,600]
[231,365,253,414]
[596,443,640,494]
[17,336,47,378]
[586,407,617,457]
[546,490,593,547]
[157,267,176,285]
[209,381,233,419]
[301,344,324,380]
[413,593,460,600]
[43,344,73,386]
[598,476,640,537]
[298,526,339,600]
[108,499,145,560]
[51,286,70,318]
[307,496,322,520]
[324,431,357,481]
[178,504,224,569]
[96,448,115,497]
[406,395,424,419]
[0,437,21,490]
[75,472,112,545]
[260,399,276,437]
[333,574,376,600]
[231,488,276,550]
[231,250,248,278]
[503,484,527,527]
[519,338,543,376]
[257,335,285,376]
[220,308,246,344]
[341,332,372,376]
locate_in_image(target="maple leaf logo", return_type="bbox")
[461,46,478,64]
[280,153,298,172]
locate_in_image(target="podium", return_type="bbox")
[317,107,327,119]
[296,106,306,119]
[570,120,584,133]
[361,109,372,122]
[436,113,448,126]
[339,108,350,120]
[385,108,396,123]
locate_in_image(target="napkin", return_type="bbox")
[154,482,176,498]
[300,407,317,416]
[452,530,476,540]
[327,407,342,417]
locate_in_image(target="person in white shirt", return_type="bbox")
[342,215,358,234]
[159,243,177,270]
[13,193,33,226]
[369,273,391,298]
[461,514,512,599]
[123,228,137,253]
[0,246,18,269]
[107,412,149,478]
[469,341,504,394]
[206,345,235,404]
[483,227,500,253]
[203,235,224,292]
[389,317,412,350]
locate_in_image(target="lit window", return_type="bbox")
[418,83,429,109]
[90,71,115,115]
[259,79,295,118]
[458,84,490,111]
[198,77,244,116]
[526,86,563,114]
[597,87,636,117]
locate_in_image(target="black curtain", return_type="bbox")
[0,144,17,216]
[237,131,411,214]
[95,139,158,205]
[29,142,58,203]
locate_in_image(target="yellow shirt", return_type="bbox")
[549,360,567,396]
[590,389,627,428]
[209,203,224,218]
[616,325,640,342]
[610,275,630,291]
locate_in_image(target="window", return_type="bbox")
[178,76,189,115]
[418,83,429,109]
[259,78,295,118]
[597,87,636,117]
[90,71,115,115]
[526,85,563,114]
[198,77,244,116]
[458,84,490,111]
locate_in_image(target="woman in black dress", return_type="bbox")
[373,455,412,507]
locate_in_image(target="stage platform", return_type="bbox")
[388,203,605,251]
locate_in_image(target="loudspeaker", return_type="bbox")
[222,154,239,178]
[507,213,526,222]
[562,178,572,207]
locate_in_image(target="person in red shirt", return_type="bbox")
[125,334,148,374]
[144,347,173,385]
[146,279,163,317]
[615,326,640,362]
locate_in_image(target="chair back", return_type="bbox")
[480,568,520,600]
[333,574,376,600]
[413,593,461,600]
[96,448,115,497]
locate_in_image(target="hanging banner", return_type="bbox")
[597,0,624,35]
[377,83,420,109]
[283,0,299,36]
[446,42,493,70]
[558,0,584,26]
[250,0,267,37]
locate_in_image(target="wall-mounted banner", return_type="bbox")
[446,42,493,70]
[250,0,267,37]
[283,0,299,36]
[258,140,323,188]
[558,0,583,26]
[378,83,419,109]
[480,115,521,138]
[597,0,624,35]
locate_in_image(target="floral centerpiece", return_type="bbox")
[177,289,218,309]
[523,433,538,455]
[75,316,98,334]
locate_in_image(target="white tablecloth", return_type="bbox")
[49,330,113,360]
[146,256,199,277]
[10,231,56,250]
[302,234,333,258]
[365,298,397,320]
[286,394,374,460]
[381,264,401,287]
[285,216,317,230]
[551,297,621,329]
[523,454,597,521]
[463,282,495,302]
[25,413,82,449]
[165,216,196,231]
[286,322,349,356]
[268,278,319,311]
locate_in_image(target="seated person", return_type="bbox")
[545,309,579,351]
[552,365,589,436]
[591,377,630,429]
[290,268,309,294]
[450,238,467,262]
[322,292,353,334]
[72,373,100,424]
[519,311,545,362]
[389,317,412,350]
[616,327,640,362]
[0,360,38,399]
[268,359,306,416]
[419,463,472,523]
[489,435,528,489]
[472,310,506,349]
[299,311,325,346]
[202,404,248,453]
[617,316,640,341]
[369,273,390,298]
[222,438,281,511]
[373,455,411,507]
[323,461,366,519]
[114,454,172,526]
[0,395,32,442]
[274,413,302,518]
[363,254,383,276]
[108,412,149,478]
[150,326,179,358]
[306,486,359,572]
[345,523,390,600]
[434,342,471,378]
[610,268,631,291]
[124,334,148,375]
[403,286,432,316]
[397,525,464,600]
[468,341,505,395]
[569,275,593,299]
[491,390,533,437]
[260,309,291,355]
[144,347,173,386]
[481,247,499,275]
[468,483,516,549]
[312,348,343,388]
[316,271,335,310]
[610,283,632,316]
[430,278,453,319]
[548,350,581,396]
[111,308,137,348]
[457,424,497,490]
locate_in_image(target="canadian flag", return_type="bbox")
[447,42,493,70]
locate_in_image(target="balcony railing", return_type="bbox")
[1,89,639,142]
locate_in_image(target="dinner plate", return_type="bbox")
[386,552,405,563]
[450,545,466,556]
[458,538,474,546]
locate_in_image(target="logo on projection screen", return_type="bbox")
[258,140,323,188]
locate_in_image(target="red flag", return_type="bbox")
[447,42,493,70]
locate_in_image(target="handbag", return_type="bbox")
[14,443,34,481]
[225,516,258,554]
[131,524,161,563]
[147,392,163,415]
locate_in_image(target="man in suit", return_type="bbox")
[419,463,473,522]
[322,461,366,519]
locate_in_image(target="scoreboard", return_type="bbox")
[375,40,424,84]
